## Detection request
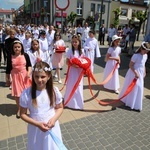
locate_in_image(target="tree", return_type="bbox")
[113,8,122,28]
[85,16,95,29]
[66,11,77,26]
[135,10,147,41]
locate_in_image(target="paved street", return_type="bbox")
[0,37,150,150]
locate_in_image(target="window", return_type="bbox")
[97,4,105,14]
[91,3,95,12]
[97,4,101,13]
[6,14,10,18]
[44,0,48,8]
[37,0,40,10]
[121,8,128,17]
[77,2,83,16]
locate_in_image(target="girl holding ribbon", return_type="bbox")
[119,42,150,112]
[103,35,122,94]
[64,35,85,109]
[19,61,65,150]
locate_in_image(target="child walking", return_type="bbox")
[103,35,122,94]
[83,30,101,73]
[51,32,66,83]
[64,35,85,109]
[119,42,150,111]
[27,39,45,67]
[19,61,64,150]
[6,40,32,118]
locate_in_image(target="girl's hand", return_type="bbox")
[6,80,11,86]
[47,118,56,129]
[36,57,41,62]
[135,71,139,78]
[26,72,31,78]
[72,64,79,68]
[37,122,50,132]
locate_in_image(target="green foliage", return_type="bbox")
[66,11,77,26]
[85,16,95,28]
[112,8,122,28]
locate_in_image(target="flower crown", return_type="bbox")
[33,67,52,72]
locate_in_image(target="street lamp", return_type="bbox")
[99,0,104,29]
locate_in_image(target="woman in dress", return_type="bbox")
[103,35,122,94]
[19,61,64,150]
[119,42,150,111]
[6,40,32,118]
[64,35,85,109]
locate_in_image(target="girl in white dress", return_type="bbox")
[27,39,45,67]
[103,35,122,94]
[83,30,101,73]
[27,39,52,69]
[19,61,64,150]
[119,42,150,111]
[64,35,84,109]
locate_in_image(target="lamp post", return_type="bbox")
[99,0,104,29]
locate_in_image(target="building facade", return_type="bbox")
[0,9,12,25]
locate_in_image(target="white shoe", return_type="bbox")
[58,80,62,84]
[54,74,58,78]
[114,90,119,94]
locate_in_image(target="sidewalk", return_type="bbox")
[0,38,150,149]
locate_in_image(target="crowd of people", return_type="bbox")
[0,22,149,150]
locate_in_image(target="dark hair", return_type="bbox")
[11,40,24,55]
[89,30,95,35]
[31,39,40,53]
[136,42,150,53]
[31,61,54,107]
[54,32,61,41]
[71,35,82,56]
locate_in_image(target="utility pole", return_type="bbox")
[99,0,104,30]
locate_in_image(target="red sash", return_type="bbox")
[55,46,66,53]
[61,57,137,106]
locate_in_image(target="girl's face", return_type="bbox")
[25,33,31,39]
[10,32,15,39]
[89,32,94,38]
[13,43,22,55]
[55,34,60,40]
[32,41,39,51]
[114,39,120,46]
[33,71,50,91]
[72,38,79,49]
[141,49,149,55]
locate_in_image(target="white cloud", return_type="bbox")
[8,0,23,5]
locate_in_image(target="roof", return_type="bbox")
[0,9,12,13]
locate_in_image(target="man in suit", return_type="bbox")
[98,24,107,45]
[128,24,136,56]
[0,24,6,66]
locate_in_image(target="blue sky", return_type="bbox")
[0,0,23,10]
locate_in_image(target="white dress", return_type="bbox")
[19,87,63,150]
[84,37,101,73]
[103,46,121,90]
[64,49,84,109]
[119,53,148,111]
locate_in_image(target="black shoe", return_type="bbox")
[16,113,20,119]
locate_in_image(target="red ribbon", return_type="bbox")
[61,57,136,107]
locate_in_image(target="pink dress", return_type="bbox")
[11,55,31,97]
[51,39,65,68]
